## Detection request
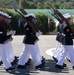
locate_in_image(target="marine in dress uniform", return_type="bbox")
[52,22,67,67]
[52,23,63,62]
[0,11,15,71]
[55,13,74,69]
[3,13,18,65]
[18,13,45,69]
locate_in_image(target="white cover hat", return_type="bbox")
[24,13,36,18]
[4,13,11,19]
[63,13,71,19]
[0,11,4,16]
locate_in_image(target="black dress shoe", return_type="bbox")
[14,56,19,62]
[11,56,19,65]
[66,58,71,62]
[41,58,45,66]
[6,67,15,72]
[0,61,3,66]
[52,56,58,62]
[63,63,66,67]
[25,58,32,65]
[17,65,26,69]
[72,66,74,69]
[42,57,45,62]
[35,63,45,69]
[11,61,17,65]
[55,64,64,69]
[15,56,19,59]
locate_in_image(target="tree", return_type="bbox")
[60,2,73,9]
[29,2,37,9]
[36,13,56,34]
[52,3,60,9]
[36,2,44,9]
[19,0,29,8]
[44,2,51,9]
[19,0,37,9]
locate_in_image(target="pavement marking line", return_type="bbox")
[45,48,55,56]
[45,48,69,60]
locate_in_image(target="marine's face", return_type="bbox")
[4,18,11,23]
[67,18,71,22]
[32,18,37,23]
[0,15,4,20]
[0,16,1,19]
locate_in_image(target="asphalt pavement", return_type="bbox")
[0,35,74,75]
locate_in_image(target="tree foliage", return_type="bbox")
[0,0,74,9]
[19,0,74,9]
[0,0,18,8]
[36,13,56,34]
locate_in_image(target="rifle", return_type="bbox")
[48,10,62,23]
[15,9,39,33]
[48,3,74,33]
[48,4,66,23]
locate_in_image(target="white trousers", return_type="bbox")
[57,45,74,66]
[18,43,42,66]
[0,57,1,61]
[66,46,74,61]
[0,44,11,69]
[53,42,63,59]
[4,41,16,63]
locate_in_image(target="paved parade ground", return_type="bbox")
[0,35,74,75]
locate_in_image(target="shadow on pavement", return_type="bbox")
[4,59,69,75]
[39,59,69,73]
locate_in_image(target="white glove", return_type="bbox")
[6,30,16,35]
[12,30,16,35]
[0,32,3,34]
[36,30,42,37]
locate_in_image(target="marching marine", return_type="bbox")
[18,13,45,69]
[55,13,74,69]
[0,11,18,71]
[0,11,15,71]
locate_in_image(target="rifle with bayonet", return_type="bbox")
[49,4,74,39]
[48,3,74,34]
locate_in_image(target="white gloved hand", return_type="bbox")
[36,30,42,37]
[6,30,16,35]
[6,30,13,35]
[12,30,16,35]
[0,32,3,34]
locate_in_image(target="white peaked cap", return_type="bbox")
[0,11,11,18]
[24,13,36,18]
[0,11,4,16]
[4,13,11,18]
[63,13,71,19]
